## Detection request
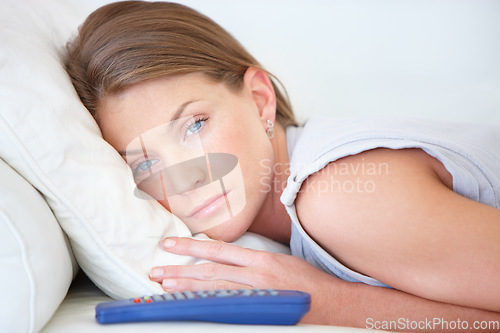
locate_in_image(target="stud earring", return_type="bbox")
[266,120,275,139]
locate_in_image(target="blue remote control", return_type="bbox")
[96,289,310,325]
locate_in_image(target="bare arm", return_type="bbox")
[150,237,500,331]
[310,273,500,331]
[296,148,500,312]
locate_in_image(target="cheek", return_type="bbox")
[232,121,273,177]
[208,130,273,189]
[137,181,172,211]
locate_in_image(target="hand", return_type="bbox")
[149,237,335,293]
[151,237,500,328]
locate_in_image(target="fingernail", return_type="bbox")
[162,279,177,289]
[163,238,176,249]
[149,268,162,280]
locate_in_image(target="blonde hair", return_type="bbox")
[65,1,297,127]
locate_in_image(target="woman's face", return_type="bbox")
[98,72,276,242]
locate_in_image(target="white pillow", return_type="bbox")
[0,158,77,333]
[0,0,289,305]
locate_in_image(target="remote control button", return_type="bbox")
[133,298,141,303]
[164,293,175,301]
[241,290,254,296]
[268,289,279,296]
[152,295,165,302]
[173,292,185,300]
[257,290,267,296]
[215,290,234,297]
[184,291,195,299]
[196,291,208,298]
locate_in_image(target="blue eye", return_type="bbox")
[139,160,155,171]
[133,159,159,177]
[185,118,207,138]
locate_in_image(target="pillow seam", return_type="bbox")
[0,210,36,333]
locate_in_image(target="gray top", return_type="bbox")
[282,116,500,287]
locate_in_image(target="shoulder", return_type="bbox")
[295,147,500,311]
[294,147,450,282]
[295,147,448,234]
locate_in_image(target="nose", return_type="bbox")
[161,156,210,196]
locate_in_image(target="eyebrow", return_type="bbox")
[118,99,201,157]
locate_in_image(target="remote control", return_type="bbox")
[96,288,310,325]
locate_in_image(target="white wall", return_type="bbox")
[78,0,500,124]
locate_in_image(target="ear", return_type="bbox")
[243,67,276,124]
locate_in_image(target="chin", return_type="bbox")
[201,217,250,243]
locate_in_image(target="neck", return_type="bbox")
[248,123,292,245]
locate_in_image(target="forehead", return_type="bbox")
[97,73,224,151]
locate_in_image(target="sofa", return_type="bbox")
[1,0,499,332]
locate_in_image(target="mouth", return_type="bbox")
[188,191,231,219]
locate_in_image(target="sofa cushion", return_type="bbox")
[0,158,77,333]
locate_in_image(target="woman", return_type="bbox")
[65,1,500,329]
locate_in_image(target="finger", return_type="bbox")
[150,262,257,286]
[161,277,252,293]
[161,237,261,266]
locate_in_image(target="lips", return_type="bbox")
[188,191,230,219]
